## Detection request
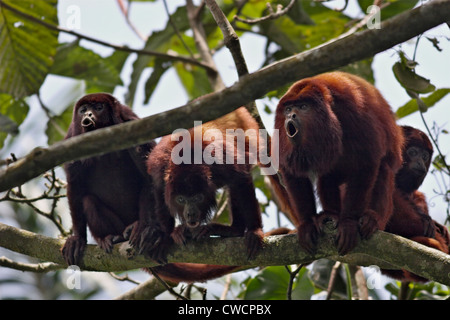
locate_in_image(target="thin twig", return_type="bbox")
[116,0,147,41]
[234,0,296,25]
[0,256,62,272]
[186,0,223,91]
[285,264,304,300]
[148,267,188,300]
[326,261,341,300]
[109,272,141,285]
[163,0,195,57]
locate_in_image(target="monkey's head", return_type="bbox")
[396,126,433,193]
[74,93,119,133]
[165,164,217,228]
[274,78,343,175]
[68,93,138,137]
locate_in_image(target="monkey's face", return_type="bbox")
[396,146,432,193]
[172,194,206,228]
[76,102,111,132]
[283,103,310,141]
[166,166,217,229]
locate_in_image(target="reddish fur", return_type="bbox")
[132,107,264,264]
[274,72,403,254]
[383,126,450,282]
[62,93,155,266]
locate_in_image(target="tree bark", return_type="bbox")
[1,221,449,285]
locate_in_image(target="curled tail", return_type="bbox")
[146,227,294,283]
[147,264,239,284]
[265,173,298,227]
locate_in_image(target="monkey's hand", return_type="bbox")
[358,211,379,240]
[296,218,321,254]
[245,228,264,260]
[62,235,87,266]
[419,213,436,238]
[336,217,360,255]
[171,225,188,245]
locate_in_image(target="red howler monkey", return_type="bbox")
[383,126,450,282]
[62,93,155,266]
[274,72,404,255]
[130,107,264,264]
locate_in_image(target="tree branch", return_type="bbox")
[1,221,449,285]
[1,0,449,192]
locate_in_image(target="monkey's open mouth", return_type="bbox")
[285,119,299,138]
[81,117,95,128]
[186,221,200,229]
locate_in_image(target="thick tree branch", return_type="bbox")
[1,222,449,285]
[0,0,449,192]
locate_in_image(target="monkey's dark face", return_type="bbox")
[76,102,110,132]
[406,146,430,179]
[172,193,207,228]
[166,166,217,229]
[396,146,431,193]
[283,103,311,141]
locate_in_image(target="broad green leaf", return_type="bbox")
[259,1,350,60]
[45,104,73,145]
[243,266,291,300]
[144,58,172,104]
[174,62,212,100]
[243,265,314,300]
[291,267,315,300]
[0,0,59,98]
[50,41,123,92]
[0,93,29,148]
[395,88,449,119]
[393,61,436,95]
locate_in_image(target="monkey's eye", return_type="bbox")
[176,196,186,205]
[407,148,418,157]
[95,103,104,111]
[298,103,309,111]
[78,105,87,114]
[193,194,204,203]
[422,152,429,162]
[285,106,292,113]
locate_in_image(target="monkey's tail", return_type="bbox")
[144,227,294,284]
[145,264,239,284]
[265,173,299,227]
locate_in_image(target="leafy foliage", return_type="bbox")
[0,0,448,300]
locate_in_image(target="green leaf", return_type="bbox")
[0,0,59,98]
[0,93,29,148]
[259,1,350,60]
[242,266,314,300]
[174,62,212,100]
[392,58,436,94]
[50,41,123,92]
[243,266,291,300]
[45,105,74,145]
[396,88,450,119]
[144,58,172,104]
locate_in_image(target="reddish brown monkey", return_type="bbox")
[383,126,449,282]
[130,107,264,264]
[62,93,155,266]
[274,72,404,255]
